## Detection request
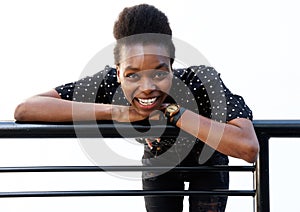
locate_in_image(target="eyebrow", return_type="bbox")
[124,63,170,72]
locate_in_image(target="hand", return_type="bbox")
[147,103,170,121]
[111,105,148,122]
[158,103,170,113]
[112,105,167,122]
[145,137,161,152]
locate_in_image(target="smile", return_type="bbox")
[137,97,157,106]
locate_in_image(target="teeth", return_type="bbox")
[137,97,157,106]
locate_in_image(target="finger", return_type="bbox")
[149,110,162,120]
[145,138,153,149]
[128,108,148,122]
[159,103,170,110]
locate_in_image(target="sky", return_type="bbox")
[0,0,299,211]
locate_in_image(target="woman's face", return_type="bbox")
[117,44,173,116]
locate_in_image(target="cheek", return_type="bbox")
[120,81,136,100]
[159,77,173,93]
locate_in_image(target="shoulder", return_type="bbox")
[87,65,117,82]
[173,65,220,87]
[77,66,118,91]
[173,65,218,80]
[55,66,118,103]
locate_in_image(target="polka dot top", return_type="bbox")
[55,65,253,164]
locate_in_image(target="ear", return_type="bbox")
[116,65,121,83]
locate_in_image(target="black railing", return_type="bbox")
[0,120,300,211]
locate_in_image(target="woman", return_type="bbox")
[14,4,259,212]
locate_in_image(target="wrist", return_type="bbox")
[110,105,121,121]
[95,104,116,120]
[164,104,186,125]
[170,107,186,125]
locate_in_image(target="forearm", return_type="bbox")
[176,109,259,163]
[14,96,113,122]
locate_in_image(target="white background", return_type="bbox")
[0,0,299,211]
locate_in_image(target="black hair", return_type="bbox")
[113,4,175,65]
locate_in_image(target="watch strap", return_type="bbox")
[170,107,186,125]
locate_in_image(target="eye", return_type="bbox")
[125,73,139,79]
[153,71,169,79]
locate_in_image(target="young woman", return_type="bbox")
[14,4,259,212]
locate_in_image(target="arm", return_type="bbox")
[176,110,259,163]
[14,89,149,122]
[14,89,112,122]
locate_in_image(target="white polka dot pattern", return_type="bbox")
[55,65,252,122]
[55,65,253,161]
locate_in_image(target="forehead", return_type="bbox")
[119,44,170,63]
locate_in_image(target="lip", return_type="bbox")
[133,96,161,111]
[137,97,157,105]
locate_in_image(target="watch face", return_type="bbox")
[168,105,178,112]
[166,104,180,116]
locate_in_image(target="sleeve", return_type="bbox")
[55,82,76,101]
[54,66,114,103]
[186,66,253,123]
[223,90,253,122]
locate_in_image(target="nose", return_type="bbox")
[139,77,156,94]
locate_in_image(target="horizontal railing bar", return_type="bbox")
[0,190,256,198]
[253,120,300,137]
[0,121,178,138]
[0,165,255,172]
[0,120,300,138]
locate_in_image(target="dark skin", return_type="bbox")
[14,43,259,163]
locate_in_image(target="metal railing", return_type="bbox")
[0,120,300,211]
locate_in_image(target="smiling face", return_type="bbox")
[117,44,173,116]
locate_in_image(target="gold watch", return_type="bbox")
[164,104,186,125]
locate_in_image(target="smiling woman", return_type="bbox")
[13,3,259,212]
[116,44,173,117]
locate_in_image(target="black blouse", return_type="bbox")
[55,65,252,166]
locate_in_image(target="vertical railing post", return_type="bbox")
[255,133,270,212]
